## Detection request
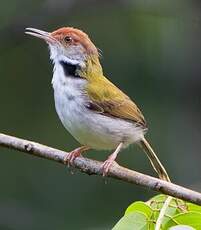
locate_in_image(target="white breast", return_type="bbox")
[52,62,144,150]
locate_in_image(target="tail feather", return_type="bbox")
[140,137,172,230]
[140,137,170,182]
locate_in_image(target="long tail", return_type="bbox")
[140,137,170,182]
[140,137,172,230]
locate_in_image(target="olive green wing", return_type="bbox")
[86,76,146,127]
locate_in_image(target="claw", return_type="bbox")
[100,142,123,176]
[64,146,89,166]
[101,159,115,176]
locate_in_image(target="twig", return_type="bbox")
[155,196,173,230]
[0,133,201,206]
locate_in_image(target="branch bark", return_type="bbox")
[0,133,201,205]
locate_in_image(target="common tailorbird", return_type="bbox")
[25,27,170,181]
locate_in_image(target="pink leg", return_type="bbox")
[64,146,90,166]
[101,143,123,176]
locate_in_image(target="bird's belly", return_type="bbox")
[54,91,144,150]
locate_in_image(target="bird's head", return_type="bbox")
[25,27,100,71]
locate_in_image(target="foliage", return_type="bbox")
[112,195,201,230]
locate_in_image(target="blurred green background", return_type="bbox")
[1,0,201,229]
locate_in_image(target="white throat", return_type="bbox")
[51,54,87,93]
[48,44,86,68]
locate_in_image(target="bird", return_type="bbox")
[25,27,170,181]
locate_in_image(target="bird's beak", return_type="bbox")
[25,28,56,44]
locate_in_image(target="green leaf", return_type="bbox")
[147,194,167,204]
[174,212,201,230]
[125,201,152,218]
[147,194,186,214]
[165,211,201,230]
[169,225,196,230]
[113,195,201,230]
[186,202,201,213]
[112,212,151,230]
[147,195,182,227]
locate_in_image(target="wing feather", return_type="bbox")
[86,76,147,127]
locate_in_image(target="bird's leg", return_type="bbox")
[64,146,90,166]
[101,143,123,176]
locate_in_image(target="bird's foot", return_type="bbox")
[101,157,116,177]
[101,155,117,177]
[101,143,123,176]
[64,146,89,166]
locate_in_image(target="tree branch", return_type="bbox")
[0,133,201,205]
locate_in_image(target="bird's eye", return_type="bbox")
[64,36,72,43]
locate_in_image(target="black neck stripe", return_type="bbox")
[59,60,82,78]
